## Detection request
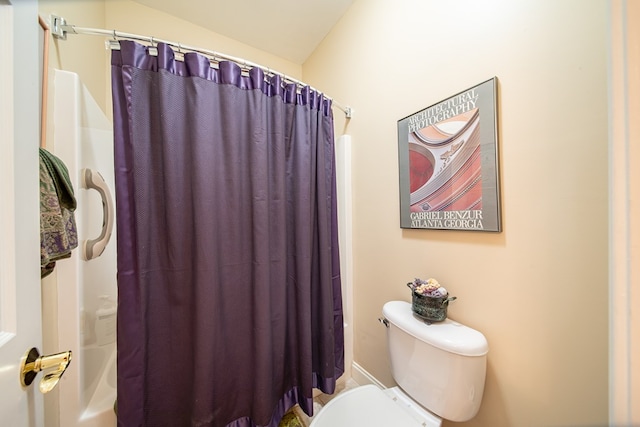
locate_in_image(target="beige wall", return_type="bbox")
[36,0,609,426]
[304,1,608,426]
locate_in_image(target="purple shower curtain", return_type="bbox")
[111,41,343,427]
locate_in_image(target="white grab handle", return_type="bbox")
[80,168,114,261]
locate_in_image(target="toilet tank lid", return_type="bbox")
[383,301,488,356]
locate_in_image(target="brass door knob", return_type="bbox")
[20,347,72,393]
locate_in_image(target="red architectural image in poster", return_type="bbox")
[408,108,482,213]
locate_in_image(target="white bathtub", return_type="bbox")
[81,344,116,421]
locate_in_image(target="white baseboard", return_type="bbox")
[351,361,386,389]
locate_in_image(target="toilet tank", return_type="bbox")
[382,301,488,422]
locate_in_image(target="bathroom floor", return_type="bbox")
[289,378,360,426]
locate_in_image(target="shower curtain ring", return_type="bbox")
[148,36,158,56]
[107,30,121,51]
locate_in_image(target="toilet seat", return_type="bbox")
[309,384,441,427]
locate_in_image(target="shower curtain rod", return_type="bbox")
[50,15,353,119]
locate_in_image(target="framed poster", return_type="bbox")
[397,77,501,231]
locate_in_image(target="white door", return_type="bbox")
[0,0,46,424]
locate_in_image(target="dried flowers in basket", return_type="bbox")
[407,277,457,322]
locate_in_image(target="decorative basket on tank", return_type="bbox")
[407,278,456,322]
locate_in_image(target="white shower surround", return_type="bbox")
[53,69,117,427]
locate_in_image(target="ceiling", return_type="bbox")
[131,0,355,64]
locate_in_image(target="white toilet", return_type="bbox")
[310,300,488,427]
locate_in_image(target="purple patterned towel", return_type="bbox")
[39,148,78,278]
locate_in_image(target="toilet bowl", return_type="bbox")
[310,384,441,427]
[310,301,488,427]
